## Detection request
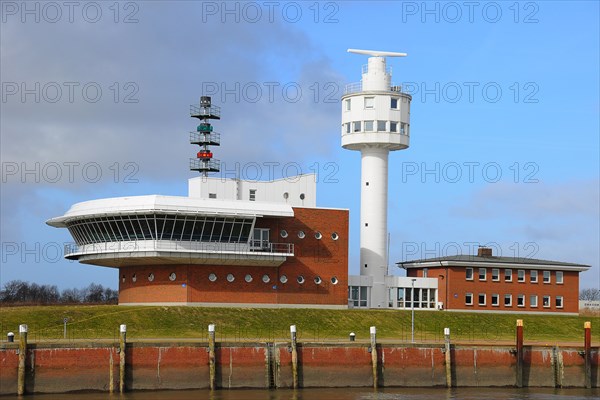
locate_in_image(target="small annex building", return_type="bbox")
[398,247,590,314]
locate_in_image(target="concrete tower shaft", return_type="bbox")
[341,49,412,308]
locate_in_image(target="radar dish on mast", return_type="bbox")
[347,49,407,57]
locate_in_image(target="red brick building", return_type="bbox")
[48,175,349,308]
[398,247,590,314]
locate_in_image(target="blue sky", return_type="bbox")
[1,1,598,291]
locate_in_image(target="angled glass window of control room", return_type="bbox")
[66,214,255,246]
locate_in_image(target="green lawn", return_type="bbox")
[1,305,598,344]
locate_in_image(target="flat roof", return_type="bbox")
[47,195,295,227]
[397,255,590,272]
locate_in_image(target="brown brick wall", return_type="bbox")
[409,266,580,313]
[118,207,348,306]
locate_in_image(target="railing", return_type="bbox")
[361,63,392,75]
[189,132,220,145]
[190,104,221,118]
[64,240,294,258]
[343,82,404,95]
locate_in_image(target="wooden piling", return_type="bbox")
[370,326,378,389]
[444,327,452,388]
[290,325,298,389]
[516,319,524,388]
[17,324,27,396]
[109,350,114,393]
[208,324,216,390]
[584,321,591,389]
[552,345,563,388]
[119,324,126,393]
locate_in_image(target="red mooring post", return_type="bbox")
[584,321,591,389]
[516,319,524,388]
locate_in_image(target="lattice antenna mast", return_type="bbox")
[190,96,221,177]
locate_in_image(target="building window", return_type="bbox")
[208,273,217,282]
[530,270,538,283]
[227,273,235,283]
[556,296,563,308]
[262,274,270,283]
[314,276,322,285]
[297,231,305,239]
[331,232,339,241]
[148,273,154,282]
[331,276,339,285]
[491,294,499,306]
[169,272,176,281]
[422,268,428,278]
[391,98,399,109]
[280,230,288,238]
[556,271,563,284]
[530,295,538,307]
[349,286,368,308]
[397,288,405,308]
[364,97,374,109]
[505,269,512,282]
[479,268,486,281]
[478,293,486,306]
[315,231,322,240]
[543,271,551,284]
[122,275,125,283]
[353,121,361,132]
[345,98,351,111]
[504,294,512,307]
[280,275,288,284]
[245,274,253,283]
[252,228,270,249]
[209,193,217,199]
[517,294,525,307]
[518,270,525,282]
[132,274,137,283]
[249,189,256,201]
[466,267,473,280]
[390,122,398,132]
[543,295,551,308]
[465,293,473,306]
[400,122,407,135]
[377,120,387,131]
[297,276,305,284]
[492,268,499,282]
[345,123,351,134]
[365,120,374,131]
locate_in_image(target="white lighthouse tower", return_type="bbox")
[341,49,412,308]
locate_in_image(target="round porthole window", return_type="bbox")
[314,276,322,285]
[331,276,339,285]
[283,192,289,199]
[298,231,305,239]
[297,275,305,284]
[132,274,137,283]
[169,272,176,281]
[280,230,288,238]
[331,232,339,241]
[280,275,288,284]
[227,273,235,283]
[262,274,270,283]
[315,231,322,240]
[208,273,217,282]
[245,274,253,283]
[148,273,154,282]
[300,193,305,200]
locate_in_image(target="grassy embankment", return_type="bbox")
[1,305,598,344]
